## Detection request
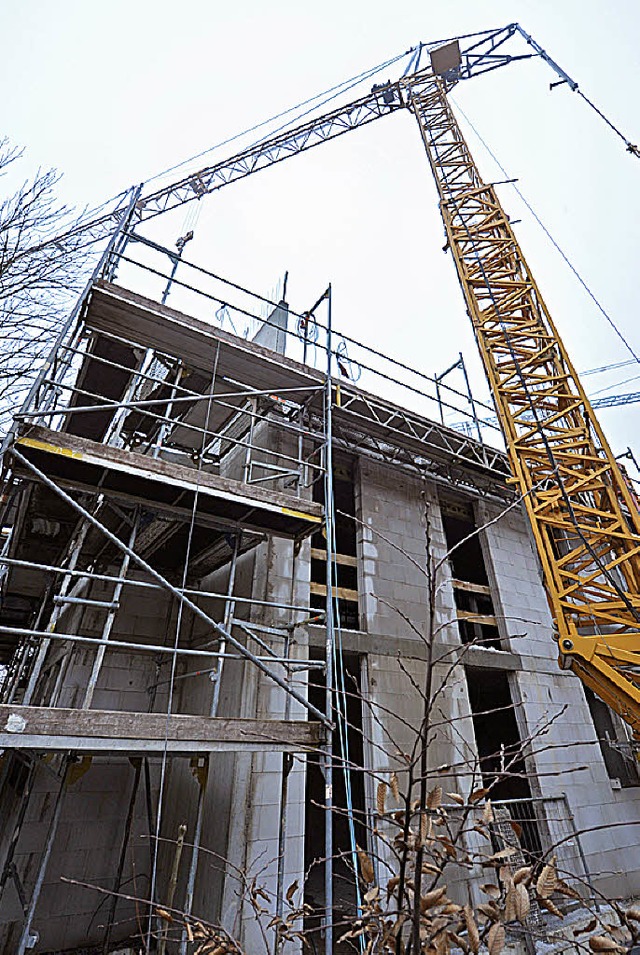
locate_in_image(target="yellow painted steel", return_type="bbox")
[407,72,640,739]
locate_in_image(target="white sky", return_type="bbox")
[2,0,639,459]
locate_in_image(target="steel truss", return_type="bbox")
[409,72,640,735]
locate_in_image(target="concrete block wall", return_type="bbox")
[358,460,431,640]
[477,498,640,899]
[0,755,157,953]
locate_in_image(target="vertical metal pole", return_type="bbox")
[158,824,186,955]
[323,285,334,955]
[103,758,142,953]
[243,398,257,485]
[152,364,184,458]
[561,793,599,910]
[0,185,142,459]
[210,534,240,717]
[17,759,71,955]
[178,758,208,955]
[22,521,92,705]
[435,376,445,425]
[273,629,293,955]
[83,513,139,709]
[0,757,36,904]
[458,352,483,442]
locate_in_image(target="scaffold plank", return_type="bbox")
[13,425,322,539]
[0,705,323,753]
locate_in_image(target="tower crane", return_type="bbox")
[12,26,640,739]
[405,54,640,740]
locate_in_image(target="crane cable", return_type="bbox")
[451,97,640,367]
[576,89,640,158]
[145,48,413,188]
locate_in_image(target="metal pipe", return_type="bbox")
[179,759,208,955]
[210,534,240,717]
[0,625,320,667]
[102,758,142,953]
[561,793,600,910]
[21,382,323,418]
[10,449,331,726]
[274,628,293,955]
[0,185,142,460]
[0,557,315,611]
[458,351,483,442]
[323,285,335,955]
[22,520,91,705]
[17,759,71,955]
[82,514,139,709]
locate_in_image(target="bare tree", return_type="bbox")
[0,138,90,432]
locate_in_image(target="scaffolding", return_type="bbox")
[0,168,516,953]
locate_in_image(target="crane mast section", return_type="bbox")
[407,73,640,735]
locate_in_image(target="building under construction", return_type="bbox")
[1,25,640,955]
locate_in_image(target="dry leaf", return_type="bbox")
[390,772,400,802]
[480,883,501,900]
[555,879,580,900]
[364,886,379,903]
[626,907,640,922]
[447,792,465,805]
[478,902,500,921]
[463,904,480,954]
[285,879,298,902]
[420,812,429,844]
[469,787,489,804]
[515,882,530,922]
[487,922,505,955]
[442,902,462,915]
[186,922,194,942]
[420,886,448,911]
[504,883,517,922]
[155,907,174,923]
[482,800,494,824]
[386,875,400,900]
[509,819,523,840]
[377,781,387,816]
[427,785,443,810]
[536,862,557,899]
[513,866,532,885]
[356,844,374,884]
[448,931,470,954]
[589,938,622,952]
[539,897,564,918]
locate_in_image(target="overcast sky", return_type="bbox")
[2,0,639,460]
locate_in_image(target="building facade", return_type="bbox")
[0,256,639,954]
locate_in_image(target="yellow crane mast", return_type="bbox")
[405,67,640,739]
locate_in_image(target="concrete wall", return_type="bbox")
[5,448,640,953]
[478,498,640,899]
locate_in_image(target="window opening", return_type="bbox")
[310,460,360,630]
[441,500,501,650]
[465,667,542,858]
[585,687,639,788]
[304,651,367,949]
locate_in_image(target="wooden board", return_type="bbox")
[0,704,323,754]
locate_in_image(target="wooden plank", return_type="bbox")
[451,578,492,597]
[310,548,358,567]
[0,705,323,754]
[456,611,497,627]
[310,582,359,601]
